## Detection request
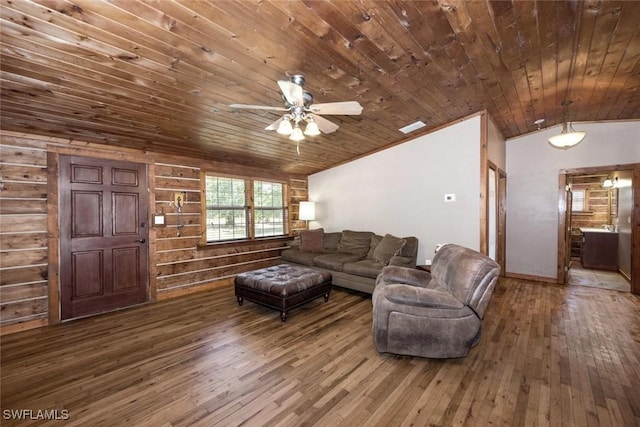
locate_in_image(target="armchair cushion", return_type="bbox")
[376,265,431,288]
[381,284,464,310]
[388,255,415,267]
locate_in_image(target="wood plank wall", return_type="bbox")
[0,131,308,334]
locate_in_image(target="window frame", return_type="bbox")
[252,180,287,239]
[201,172,290,245]
[571,187,589,213]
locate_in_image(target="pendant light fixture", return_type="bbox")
[548,101,586,149]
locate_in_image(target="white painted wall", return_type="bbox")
[308,116,482,265]
[506,120,640,279]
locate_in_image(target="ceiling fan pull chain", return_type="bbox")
[296,142,300,156]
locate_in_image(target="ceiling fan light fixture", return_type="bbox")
[304,119,320,136]
[290,125,305,141]
[277,118,293,135]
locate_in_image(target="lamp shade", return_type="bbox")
[548,130,586,149]
[548,112,586,149]
[304,120,321,136]
[276,119,293,135]
[290,125,305,141]
[299,201,316,221]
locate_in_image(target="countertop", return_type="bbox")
[580,227,618,234]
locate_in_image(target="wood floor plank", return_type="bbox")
[1,278,639,426]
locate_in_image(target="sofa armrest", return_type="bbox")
[376,265,430,288]
[377,283,464,310]
[388,255,415,267]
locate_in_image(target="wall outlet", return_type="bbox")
[444,193,456,202]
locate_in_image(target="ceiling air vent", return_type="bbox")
[399,120,426,134]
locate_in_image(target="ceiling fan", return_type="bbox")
[229,74,363,152]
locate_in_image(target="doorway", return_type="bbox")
[558,164,638,294]
[59,155,150,320]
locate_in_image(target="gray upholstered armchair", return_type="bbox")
[372,244,500,358]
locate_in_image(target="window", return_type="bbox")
[205,176,248,241]
[253,180,285,237]
[571,189,587,212]
[203,174,288,243]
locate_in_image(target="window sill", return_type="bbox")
[197,235,293,250]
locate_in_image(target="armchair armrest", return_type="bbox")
[378,284,464,310]
[376,265,430,288]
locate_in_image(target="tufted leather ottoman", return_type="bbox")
[234,264,332,321]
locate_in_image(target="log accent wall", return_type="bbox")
[0,131,307,333]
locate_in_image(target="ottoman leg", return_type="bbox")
[280,311,287,322]
[324,293,330,302]
[237,296,244,306]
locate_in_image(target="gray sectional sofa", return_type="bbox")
[280,229,418,294]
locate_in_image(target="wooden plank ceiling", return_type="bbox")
[1,0,639,175]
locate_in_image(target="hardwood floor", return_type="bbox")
[2,278,639,426]
[569,262,631,292]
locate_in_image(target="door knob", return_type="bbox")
[138,239,146,243]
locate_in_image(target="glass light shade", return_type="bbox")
[304,120,321,136]
[548,131,586,148]
[548,122,586,149]
[276,119,293,135]
[289,125,305,141]
[602,179,613,188]
[299,201,316,221]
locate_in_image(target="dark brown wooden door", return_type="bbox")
[60,155,149,320]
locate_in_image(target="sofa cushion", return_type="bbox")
[337,230,374,256]
[398,236,418,258]
[313,252,364,271]
[280,248,319,266]
[323,232,342,251]
[343,259,386,279]
[367,234,384,258]
[373,234,407,265]
[299,228,324,252]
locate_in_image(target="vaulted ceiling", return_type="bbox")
[1,0,639,175]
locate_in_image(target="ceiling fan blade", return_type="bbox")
[265,117,284,131]
[309,101,363,115]
[310,114,339,133]
[277,80,304,107]
[229,103,287,112]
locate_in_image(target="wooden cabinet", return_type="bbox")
[581,231,618,271]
